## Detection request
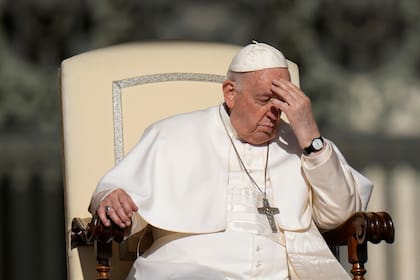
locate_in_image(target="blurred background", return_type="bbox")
[0,0,419,279]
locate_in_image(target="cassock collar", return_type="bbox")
[219,103,240,140]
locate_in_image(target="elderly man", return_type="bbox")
[89,42,372,279]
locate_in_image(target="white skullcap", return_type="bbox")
[228,41,288,72]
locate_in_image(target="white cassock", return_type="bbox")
[90,104,373,280]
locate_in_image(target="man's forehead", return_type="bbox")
[242,69,289,93]
[254,67,290,80]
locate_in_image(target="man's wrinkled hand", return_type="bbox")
[97,188,138,228]
[270,79,321,149]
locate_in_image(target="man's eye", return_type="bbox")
[258,98,271,104]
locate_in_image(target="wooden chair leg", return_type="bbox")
[348,237,367,280]
[71,215,129,280]
[95,240,113,280]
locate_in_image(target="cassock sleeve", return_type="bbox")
[301,140,373,230]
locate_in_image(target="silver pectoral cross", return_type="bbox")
[258,197,280,233]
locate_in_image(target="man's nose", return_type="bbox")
[267,105,280,121]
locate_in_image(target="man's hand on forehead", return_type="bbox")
[270,79,303,104]
[269,79,321,150]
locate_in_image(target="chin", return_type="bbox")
[248,135,275,146]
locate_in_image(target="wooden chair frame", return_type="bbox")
[71,211,394,280]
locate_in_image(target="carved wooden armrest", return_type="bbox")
[71,214,130,280]
[322,211,395,280]
[71,211,394,280]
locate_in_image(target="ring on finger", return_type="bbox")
[105,205,112,213]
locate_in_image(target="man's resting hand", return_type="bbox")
[97,188,138,228]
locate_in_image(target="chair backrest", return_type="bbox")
[61,41,300,280]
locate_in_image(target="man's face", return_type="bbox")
[223,68,290,145]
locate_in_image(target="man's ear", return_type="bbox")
[223,80,236,109]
